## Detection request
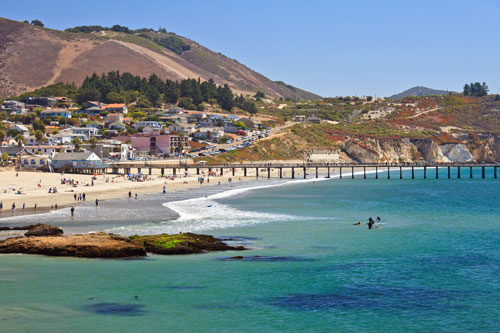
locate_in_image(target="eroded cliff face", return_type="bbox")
[336,134,500,163]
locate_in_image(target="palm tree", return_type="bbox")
[87,137,98,152]
[14,134,26,148]
[71,137,82,152]
[34,130,44,151]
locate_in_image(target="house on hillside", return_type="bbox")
[103,103,128,114]
[72,127,99,140]
[104,113,124,125]
[167,107,184,115]
[109,121,127,130]
[193,127,224,140]
[40,109,72,119]
[77,106,104,116]
[2,101,26,114]
[51,151,104,170]
[22,97,57,107]
[83,120,104,129]
[294,115,306,122]
[134,121,163,130]
[11,124,30,137]
[168,123,196,135]
[307,116,321,123]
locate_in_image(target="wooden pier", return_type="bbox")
[99,162,500,180]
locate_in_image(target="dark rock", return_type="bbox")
[0,227,10,231]
[129,232,246,255]
[24,224,63,237]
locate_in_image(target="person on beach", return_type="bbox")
[83,193,86,201]
[128,191,132,199]
[163,186,166,194]
[95,199,99,207]
[0,201,3,209]
[34,204,37,210]
[134,193,138,200]
[71,206,75,217]
[74,193,77,201]
[22,203,25,211]
[55,204,58,210]
[12,203,15,212]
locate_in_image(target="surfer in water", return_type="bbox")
[376,216,381,221]
[368,217,375,229]
[353,221,362,226]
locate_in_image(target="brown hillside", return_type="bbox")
[0,17,321,100]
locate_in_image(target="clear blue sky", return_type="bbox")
[3,0,500,97]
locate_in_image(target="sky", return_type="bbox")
[2,0,500,97]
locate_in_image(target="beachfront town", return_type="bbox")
[0,97,276,171]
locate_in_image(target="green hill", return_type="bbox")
[388,86,455,100]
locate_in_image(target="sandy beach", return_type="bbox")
[0,163,321,218]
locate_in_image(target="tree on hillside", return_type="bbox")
[31,20,44,27]
[217,84,234,111]
[254,91,265,100]
[463,82,489,97]
[32,119,46,133]
[0,130,5,143]
[495,95,500,101]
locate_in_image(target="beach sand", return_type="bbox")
[0,164,322,217]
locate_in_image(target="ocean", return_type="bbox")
[1,167,499,332]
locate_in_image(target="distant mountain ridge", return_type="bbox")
[388,86,455,100]
[0,17,321,100]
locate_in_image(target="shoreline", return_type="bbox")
[0,166,402,226]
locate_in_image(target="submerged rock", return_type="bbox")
[24,223,63,237]
[0,232,146,258]
[129,232,246,255]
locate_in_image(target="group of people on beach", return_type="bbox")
[353,216,382,229]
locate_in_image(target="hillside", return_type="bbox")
[0,17,321,100]
[199,95,500,164]
[388,86,455,100]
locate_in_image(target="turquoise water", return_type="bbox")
[1,168,500,332]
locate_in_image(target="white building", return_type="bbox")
[72,127,99,140]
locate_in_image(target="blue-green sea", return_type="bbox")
[1,167,500,332]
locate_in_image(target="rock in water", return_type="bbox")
[0,232,146,258]
[24,224,63,237]
[129,233,246,255]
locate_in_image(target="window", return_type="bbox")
[31,159,36,165]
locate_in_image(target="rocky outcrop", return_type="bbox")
[439,144,473,162]
[336,135,489,164]
[129,233,246,255]
[0,232,146,258]
[24,223,63,237]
